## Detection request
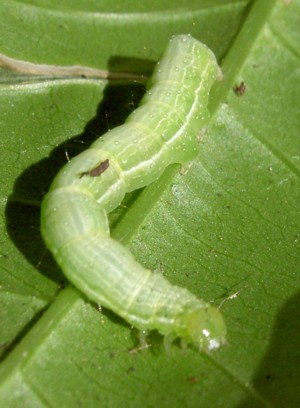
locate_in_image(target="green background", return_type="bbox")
[0,0,299,407]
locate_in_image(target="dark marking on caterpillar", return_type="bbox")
[79,159,110,178]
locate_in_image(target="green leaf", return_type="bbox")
[1,0,299,407]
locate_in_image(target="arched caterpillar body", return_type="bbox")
[41,35,226,351]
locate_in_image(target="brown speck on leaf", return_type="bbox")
[233,81,246,96]
[188,376,199,384]
[79,159,109,178]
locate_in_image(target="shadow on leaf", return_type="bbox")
[240,291,300,407]
[5,67,147,285]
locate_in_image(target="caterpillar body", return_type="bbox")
[41,35,226,351]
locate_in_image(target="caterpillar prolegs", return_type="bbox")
[41,35,226,351]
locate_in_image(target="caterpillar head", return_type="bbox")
[179,306,226,351]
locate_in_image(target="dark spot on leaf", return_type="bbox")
[187,376,199,384]
[233,81,246,96]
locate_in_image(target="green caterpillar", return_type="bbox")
[41,35,226,351]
